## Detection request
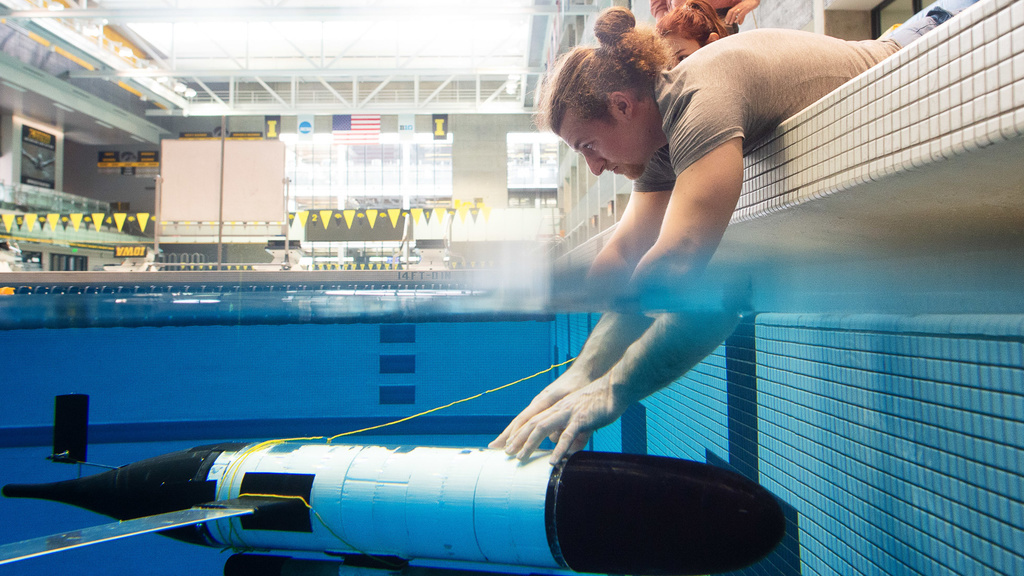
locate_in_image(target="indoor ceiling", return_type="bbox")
[0,0,601,143]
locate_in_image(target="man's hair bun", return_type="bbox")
[593,6,636,47]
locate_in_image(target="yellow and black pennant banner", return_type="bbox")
[1,202,492,236]
[287,203,491,231]
[1,212,151,234]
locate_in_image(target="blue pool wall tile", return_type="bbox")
[379,324,416,343]
[620,403,648,455]
[379,354,416,374]
[753,313,1024,576]
[644,343,730,463]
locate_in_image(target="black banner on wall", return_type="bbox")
[21,125,56,189]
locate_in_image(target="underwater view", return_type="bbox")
[2,0,1023,574]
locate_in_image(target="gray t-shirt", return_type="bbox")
[634,29,900,192]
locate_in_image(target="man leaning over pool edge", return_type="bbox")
[489,1,978,464]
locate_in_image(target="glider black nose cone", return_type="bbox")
[551,452,785,575]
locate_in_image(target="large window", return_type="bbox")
[285,132,453,212]
[872,0,922,37]
[507,132,559,207]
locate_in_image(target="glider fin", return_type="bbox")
[0,506,253,566]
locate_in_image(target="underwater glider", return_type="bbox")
[2,442,784,575]
[1,394,785,575]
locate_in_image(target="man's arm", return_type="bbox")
[712,0,761,26]
[489,190,670,452]
[499,138,746,462]
[586,189,671,304]
[628,138,743,297]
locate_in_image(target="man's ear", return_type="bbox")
[607,91,635,118]
[706,32,721,44]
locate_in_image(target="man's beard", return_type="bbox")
[620,163,647,180]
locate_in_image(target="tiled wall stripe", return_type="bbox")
[735,0,1023,223]
[620,403,648,454]
[727,316,760,483]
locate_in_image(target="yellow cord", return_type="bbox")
[327,356,576,441]
[223,356,575,460]
[226,493,404,568]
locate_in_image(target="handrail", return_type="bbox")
[0,182,111,214]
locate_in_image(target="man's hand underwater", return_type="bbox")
[489,373,627,464]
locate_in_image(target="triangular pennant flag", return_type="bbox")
[2,213,15,232]
[69,213,83,231]
[387,209,401,228]
[24,214,38,231]
[296,211,309,228]
[469,208,480,222]
[60,215,69,230]
[319,210,333,229]
[343,210,356,229]
[46,213,60,231]
[481,206,492,221]
[410,208,424,224]
[366,209,378,229]
[457,206,469,223]
[113,213,127,231]
[433,208,447,222]
[92,213,106,231]
[137,213,150,232]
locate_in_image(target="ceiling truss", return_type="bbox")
[0,1,600,117]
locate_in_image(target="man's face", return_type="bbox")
[558,110,650,180]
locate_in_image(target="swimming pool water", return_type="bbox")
[1,294,1022,575]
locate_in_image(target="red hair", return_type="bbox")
[656,0,731,45]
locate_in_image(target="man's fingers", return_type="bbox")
[549,420,596,464]
[549,424,579,464]
[570,433,591,454]
[517,421,558,461]
[490,401,547,450]
[489,420,518,449]
[502,419,531,455]
[487,433,508,449]
[503,408,550,456]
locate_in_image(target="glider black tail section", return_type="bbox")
[3,443,247,545]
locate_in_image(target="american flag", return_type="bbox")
[332,114,381,145]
